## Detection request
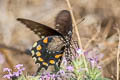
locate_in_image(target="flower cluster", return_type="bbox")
[73,48,104,79]
[2,48,110,80]
[38,72,60,80]
[38,66,74,80]
[76,48,83,55]
[76,48,103,68]
[3,64,25,79]
[66,66,74,71]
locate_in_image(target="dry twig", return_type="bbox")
[65,0,88,73]
[84,25,101,50]
[65,0,83,49]
[102,19,113,40]
[114,28,120,80]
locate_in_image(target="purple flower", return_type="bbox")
[15,64,23,69]
[51,74,60,79]
[3,64,25,79]
[41,75,44,80]
[90,60,95,67]
[59,70,65,74]
[3,68,13,79]
[84,51,88,56]
[13,72,20,77]
[66,66,74,71]
[18,68,25,74]
[3,68,12,72]
[13,64,25,77]
[3,74,12,79]
[88,57,102,69]
[88,57,98,68]
[57,70,65,76]
[45,75,50,80]
[41,75,50,80]
[12,67,25,77]
[76,48,83,55]
[51,74,55,79]
[46,72,50,77]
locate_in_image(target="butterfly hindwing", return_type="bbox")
[31,36,65,71]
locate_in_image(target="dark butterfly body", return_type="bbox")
[17,10,72,72]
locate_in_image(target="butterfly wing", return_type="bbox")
[31,36,65,71]
[55,10,72,36]
[17,18,63,38]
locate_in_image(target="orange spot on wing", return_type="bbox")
[49,60,55,64]
[55,54,62,58]
[43,37,48,43]
[38,57,44,62]
[42,62,48,66]
[36,52,41,56]
[37,45,42,50]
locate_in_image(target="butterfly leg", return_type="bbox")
[33,67,42,76]
[58,56,62,67]
[71,39,79,49]
[65,47,72,64]
[70,39,80,56]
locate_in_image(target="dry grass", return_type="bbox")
[115,28,120,80]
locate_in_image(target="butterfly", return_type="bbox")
[17,10,73,72]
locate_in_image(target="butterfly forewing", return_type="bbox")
[55,10,73,62]
[55,10,72,36]
[17,18,63,38]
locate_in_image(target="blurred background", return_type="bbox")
[0,0,120,80]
